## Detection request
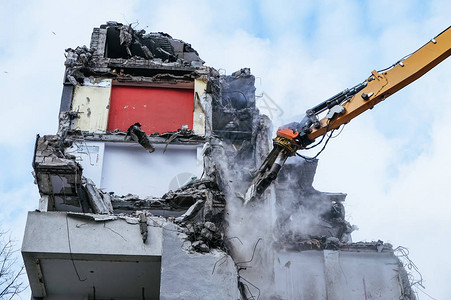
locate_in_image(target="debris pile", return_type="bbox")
[184,221,223,253]
[274,159,354,250]
[64,21,205,86]
[103,22,203,65]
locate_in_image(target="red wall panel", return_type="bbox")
[107,86,194,134]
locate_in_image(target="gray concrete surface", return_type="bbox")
[160,223,238,300]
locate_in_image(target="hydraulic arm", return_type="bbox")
[244,26,451,204]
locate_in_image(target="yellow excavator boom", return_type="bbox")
[309,26,451,140]
[244,26,451,204]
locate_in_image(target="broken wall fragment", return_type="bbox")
[127,122,155,153]
[71,79,111,132]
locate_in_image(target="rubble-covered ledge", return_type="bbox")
[22,211,237,299]
[22,211,163,258]
[78,130,206,145]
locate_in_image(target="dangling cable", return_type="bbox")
[303,120,331,150]
[297,129,335,161]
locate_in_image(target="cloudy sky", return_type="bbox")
[1,0,450,298]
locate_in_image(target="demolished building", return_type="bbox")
[23,22,417,299]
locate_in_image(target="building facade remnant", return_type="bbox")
[23,22,417,299]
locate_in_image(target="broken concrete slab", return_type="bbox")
[83,177,112,214]
[139,213,148,243]
[174,199,204,223]
[67,212,118,222]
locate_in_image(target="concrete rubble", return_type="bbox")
[25,22,419,300]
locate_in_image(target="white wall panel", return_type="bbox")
[101,143,202,197]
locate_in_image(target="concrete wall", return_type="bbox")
[160,224,239,300]
[273,249,404,299]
